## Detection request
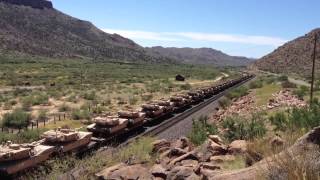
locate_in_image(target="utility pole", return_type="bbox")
[310,33,317,105]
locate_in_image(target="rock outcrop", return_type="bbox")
[255,28,320,78]
[0,0,53,9]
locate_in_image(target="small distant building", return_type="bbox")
[175,74,185,81]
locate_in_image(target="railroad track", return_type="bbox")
[124,75,254,144]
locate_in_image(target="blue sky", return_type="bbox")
[53,0,320,58]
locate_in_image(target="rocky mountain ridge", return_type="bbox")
[146,46,254,66]
[0,0,52,9]
[255,28,320,78]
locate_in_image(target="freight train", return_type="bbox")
[0,73,254,176]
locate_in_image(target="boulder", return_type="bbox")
[150,164,167,179]
[208,135,223,145]
[180,159,199,168]
[167,166,195,180]
[173,137,191,150]
[106,164,152,180]
[228,140,247,154]
[152,139,171,153]
[95,163,125,179]
[168,150,198,167]
[208,140,228,155]
[210,155,236,163]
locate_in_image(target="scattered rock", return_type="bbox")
[208,140,228,155]
[150,164,167,179]
[95,163,125,179]
[267,90,306,109]
[168,150,197,167]
[173,137,191,150]
[167,166,195,180]
[180,159,199,168]
[208,135,223,145]
[152,139,171,153]
[210,155,236,163]
[107,164,152,180]
[228,140,247,154]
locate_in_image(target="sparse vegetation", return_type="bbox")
[2,109,31,130]
[226,86,249,100]
[189,116,218,145]
[222,113,267,142]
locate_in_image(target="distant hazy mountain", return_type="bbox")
[0,0,173,63]
[255,28,320,78]
[146,46,254,67]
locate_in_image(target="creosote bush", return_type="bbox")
[2,108,31,129]
[249,80,263,89]
[218,97,231,109]
[226,86,249,100]
[222,113,267,142]
[269,99,320,132]
[189,116,218,146]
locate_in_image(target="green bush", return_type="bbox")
[293,85,308,100]
[189,116,218,145]
[38,110,47,121]
[222,113,266,142]
[83,91,96,100]
[268,100,320,132]
[180,83,192,90]
[269,112,288,132]
[128,95,139,105]
[249,80,263,89]
[281,80,297,89]
[218,97,231,109]
[2,109,31,129]
[278,75,288,82]
[0,129,46,143]
[22,93,49,110]
[59,103,71,112]
[71,109,91,120]
[226,86,249,100]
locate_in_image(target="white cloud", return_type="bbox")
[102,28,287,46]
[102,28,181,42]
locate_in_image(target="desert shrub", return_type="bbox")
[71,108,91,120]
[37,110,47,121]
[92,105,106,114]
[226,86,249,100]
[218,97,231,109]
[249,80,263,89]
[269,112,288,132]
[2,109,31,129]
[222,114,266,142]
[0,129,46,143]
[141,93,153,101]
[146,81,161,93]
[281,80,297,88]
[83,91,96,100]
[128,95,139,105]
[293,85,308,100]
[189,116,218,145]
[67,94,78,103]
[180,83,192,90]
[278,75,288,82]
[21,93,49,110]
[59,103,70,112]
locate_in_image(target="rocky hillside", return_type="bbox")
[0,0,172,63]
[146,46,254,67]
[255,29,320,78]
